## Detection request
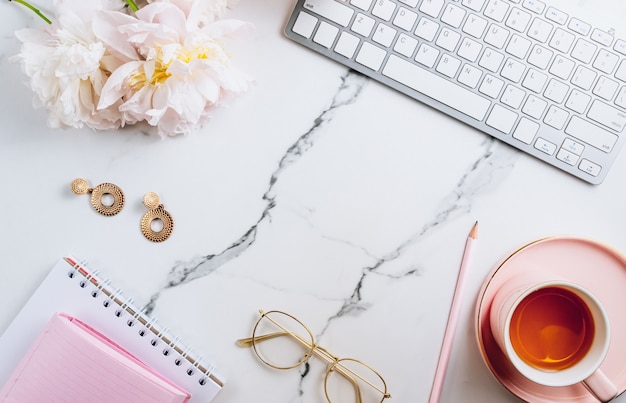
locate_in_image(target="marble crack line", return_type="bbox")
[317,137,517,336]
[143,70,368,315]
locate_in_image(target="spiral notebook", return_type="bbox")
[0,257,223,402]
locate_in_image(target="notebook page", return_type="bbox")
[0,313,190,403]
[0,258,223,402]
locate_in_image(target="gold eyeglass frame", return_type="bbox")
[236,309,391,403]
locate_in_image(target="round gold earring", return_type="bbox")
[141,192,174,242]
[71,178,125,216]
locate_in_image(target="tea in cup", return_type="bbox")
[490,274,618,402]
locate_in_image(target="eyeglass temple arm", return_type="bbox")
[236,332,285,347]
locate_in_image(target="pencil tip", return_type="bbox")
[469,221,478,239]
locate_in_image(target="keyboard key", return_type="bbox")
[463,14,489,38]
[419,0,445,18]
[593,49,620,75]
[565,89,591,114]
[458,37,483,62]
[479,48,505,72]
[587,100,626,132]
[527,45,553,69]
[479,74,505,98]
[557,148,580,165]
[292,11,318,39]
[441,4,466,28]
[394,33,419,57]
[549,28,575,53]
[591,29,614,47]
[314,22,339,48]
[522,69,548,93]
[398,0,418,7]
[484,24,510,48]
[484,0,509,22]
[486,104,518,133]
[522,0,545,14]
[382,55,492,120]
[544,79,570,103]
[562,138,585,155]
[549,55,575,80]
[356,42,387,70]
[462,0,486,12]
[522,95,548,118]
[505,8,532,32]
[592,77,619,101]
[527,19,553,43]
[304,0,354,27]
[415,18,440,41]
[335,31,360,58]
[571,66,597,91]
[506,34,532,59]
[615,87,626,109]
[614,40,626,56]
[568,18,591,36]
[458,64,483,88]
[535,137,557,155]
[436,28,462,52]
[351,0,374,11]
[501,58,526,82]
[565,116,618,152]
[372,0,396,21]
[436,54,462,77]
[616,61,626,82]
[415,44,440,67]
[571,39,597,64]
[501,85,526,108]
[579,159,602,176]
[373,23,397,47]
[393,8,418,31]
[544,105,569,130]
[352,13,376,37]
[545,7,568,25]
[513,117,539,143]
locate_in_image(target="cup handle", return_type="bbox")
[583,369,619,402]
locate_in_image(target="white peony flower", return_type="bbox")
[95,1,253,137]
[12,0,126,130]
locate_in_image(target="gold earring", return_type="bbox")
[71,178,125,216]
[141,192,174,242]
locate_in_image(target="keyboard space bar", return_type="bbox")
[382,55,491,121]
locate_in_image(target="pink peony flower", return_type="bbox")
[95,1,253,137]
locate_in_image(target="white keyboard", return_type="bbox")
[285,0,626,184]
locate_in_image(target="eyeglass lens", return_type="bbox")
[325,358,389,403]
[252,311,314,370]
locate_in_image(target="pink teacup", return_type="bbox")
[490,272,618,402]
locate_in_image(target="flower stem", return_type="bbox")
[9,0,52,24]
[125,0,139,12]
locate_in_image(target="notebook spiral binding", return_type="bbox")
[65,257,222,388]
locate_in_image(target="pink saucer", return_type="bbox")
[475,236,626,402]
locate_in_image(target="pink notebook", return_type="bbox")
[0,313,190,402]
[0,257,223,402]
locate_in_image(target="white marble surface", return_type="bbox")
[1,0,626,402]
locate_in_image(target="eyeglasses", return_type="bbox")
[236,309,391,403]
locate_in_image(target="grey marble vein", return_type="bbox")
[143,70,368,315]
[318,138,518,334]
